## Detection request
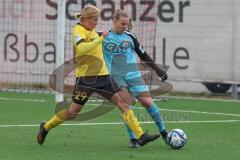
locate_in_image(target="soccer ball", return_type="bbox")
[167,129,187,149]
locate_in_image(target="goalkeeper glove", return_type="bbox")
[157,71,168,82]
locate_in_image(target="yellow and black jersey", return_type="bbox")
[72,24,109,77]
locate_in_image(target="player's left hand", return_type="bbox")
[101,30,108,38]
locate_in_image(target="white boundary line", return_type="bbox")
[85,104,240,117]
[1,96,240,128]
[160,108,240,117]
[0,97,46,103]
[128,106,240,117]
[1,97,240,117]
[0,120,240,128]
[1,93,239,104]
[86,104,240,117]
[159,95,240,103]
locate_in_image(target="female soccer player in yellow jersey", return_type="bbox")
[37,4,159,147]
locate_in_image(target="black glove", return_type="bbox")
[157,71,168,82]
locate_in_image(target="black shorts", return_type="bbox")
[72,75,120,105]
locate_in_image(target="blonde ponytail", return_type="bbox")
[76,4,100,21]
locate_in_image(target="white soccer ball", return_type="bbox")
[167,129,187,149]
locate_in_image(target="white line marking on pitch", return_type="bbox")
[0,120,240,128]
[0,97,46,103]
[1,97,239,117]
[127,106,240,117]
[86,103,240,117]
[160,95,240,103]
[0,97,239,118]
[160,108,240,117]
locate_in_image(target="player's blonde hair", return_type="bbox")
[112,9,128,21]
[112,9,132,30]
[75,4,100,21]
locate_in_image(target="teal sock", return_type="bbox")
[146,102,166,132]
[123,122,137,140]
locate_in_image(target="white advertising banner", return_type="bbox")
[155,0,240,83]
[0,0,239,88]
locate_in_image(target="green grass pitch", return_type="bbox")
[0,92,240,160]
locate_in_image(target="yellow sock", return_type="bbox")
[44,109,68,131]
[122,109,144,139]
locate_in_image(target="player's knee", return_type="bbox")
[111,94,129,112]
[67,103,82,120]
[65,109,79,120]
[68,112,78,120]
[121,96,132,106]
[138,96,153,107]
[118,89,132,105]
[117,97,129,108]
